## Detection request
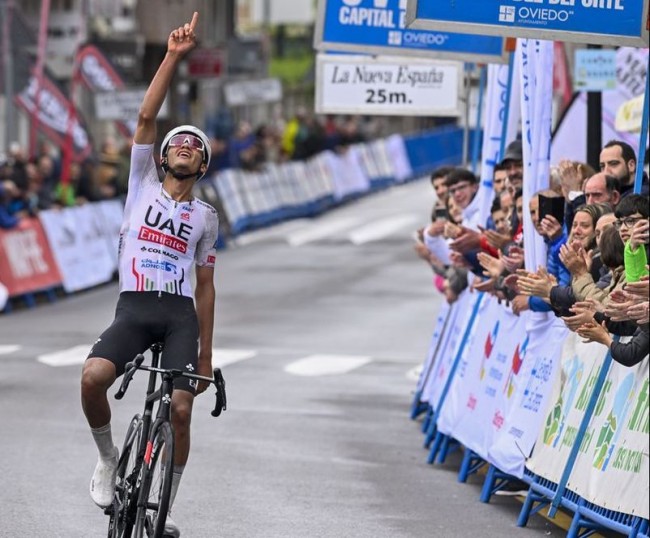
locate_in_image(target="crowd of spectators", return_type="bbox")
[414,139,650,368]
[0,112,374,230]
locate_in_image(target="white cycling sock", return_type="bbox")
[169,465,185,510]
[91,423,116,461]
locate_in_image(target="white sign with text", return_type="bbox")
[316,54,461,116]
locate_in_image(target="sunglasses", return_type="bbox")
[168,134,205,153]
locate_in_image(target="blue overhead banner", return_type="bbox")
[405,0,650,47]
[314,0,509,64]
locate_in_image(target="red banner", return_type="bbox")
[0,219,62,297]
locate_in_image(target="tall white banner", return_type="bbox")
[416,301,451,394]
[517,38,554,276]
[476,60,522,224]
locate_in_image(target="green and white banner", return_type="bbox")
[566,353,649,519]
[525,333,609,484]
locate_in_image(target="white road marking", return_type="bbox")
[37,345,89,367]
[405,365,422,382]
[286,217,361,246]
[212,348,257,367]
[284,354,372,376]
[232,219,312,247]
[0,345,21,356]
[348,214,419,245]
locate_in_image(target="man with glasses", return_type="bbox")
[80,12,218,536]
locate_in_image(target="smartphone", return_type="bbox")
[434,207,449,221]
[538,194,565,227]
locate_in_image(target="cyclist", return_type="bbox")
[80,12,217,537]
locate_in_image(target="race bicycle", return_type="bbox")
[106,342,227,537]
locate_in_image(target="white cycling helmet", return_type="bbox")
[160,124,211,180]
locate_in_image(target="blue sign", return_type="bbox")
[574,49,617,92]
[314,0,508,64]
[406,0,649,47]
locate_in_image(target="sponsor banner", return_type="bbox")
[430,290,485,425]
[423,297,464,404]
[406,0,650,47]
[76,44,135,137]
[525,332,609,485]
[566,352,649,519]
[437,296,520,446]
[316,54,461,117]
[417,302,451,393]
[315,0,508,63]
[95,200,125,267]
[324,147,371,200]
[518,38,553,276]
[224,78,282,107]
[15,74,92,159]
[551,47,647,168]
[616,94,645,133]
[384,134,413,182]
[0,219,63,297]
[488,316,568,477]
[95,88,169,121]
[39,205,116,293]
[574,49,618,92]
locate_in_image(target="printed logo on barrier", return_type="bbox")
[593,373,635,472]
[480,320,500,380]
[499,5,515,23]
[543,355,583,447]
[504,335,529,398]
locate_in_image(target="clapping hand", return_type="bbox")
[576,319,612,347]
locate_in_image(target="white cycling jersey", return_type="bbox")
[117,143,219,299]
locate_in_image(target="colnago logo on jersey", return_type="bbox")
[138,206,193,254]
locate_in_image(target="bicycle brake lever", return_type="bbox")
[211,367,227,417]
[115,354,145,400]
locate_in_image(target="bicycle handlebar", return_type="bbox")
[114,354,145,400]
[113,356,227,418]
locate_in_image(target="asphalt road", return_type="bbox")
[0,179,561,537]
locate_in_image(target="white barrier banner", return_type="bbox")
[425,290,475,408]
[525,332,609,484]
[451,305,526,458]
[39,205,116,292]
[385,135,412,183]
[95,200,124,267]
[566,352,649,519]
[417,301,451,394]
[0,281,8,310]
[488,317,568,477]
[436,292,495,435]
[325,148,370,201]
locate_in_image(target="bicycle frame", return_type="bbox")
[108,342,226,535]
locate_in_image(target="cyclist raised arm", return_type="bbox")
[80,11,219,536]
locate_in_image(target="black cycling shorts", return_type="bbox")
[88,291,200,394]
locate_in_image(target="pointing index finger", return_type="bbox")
[189,12,199,31]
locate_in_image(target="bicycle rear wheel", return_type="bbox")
[133,422,174,538]
[108,414,143,538]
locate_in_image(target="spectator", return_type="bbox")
[600,139,649,197]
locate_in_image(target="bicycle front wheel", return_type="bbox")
[109,414,143,538]
[133,422,174,538]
